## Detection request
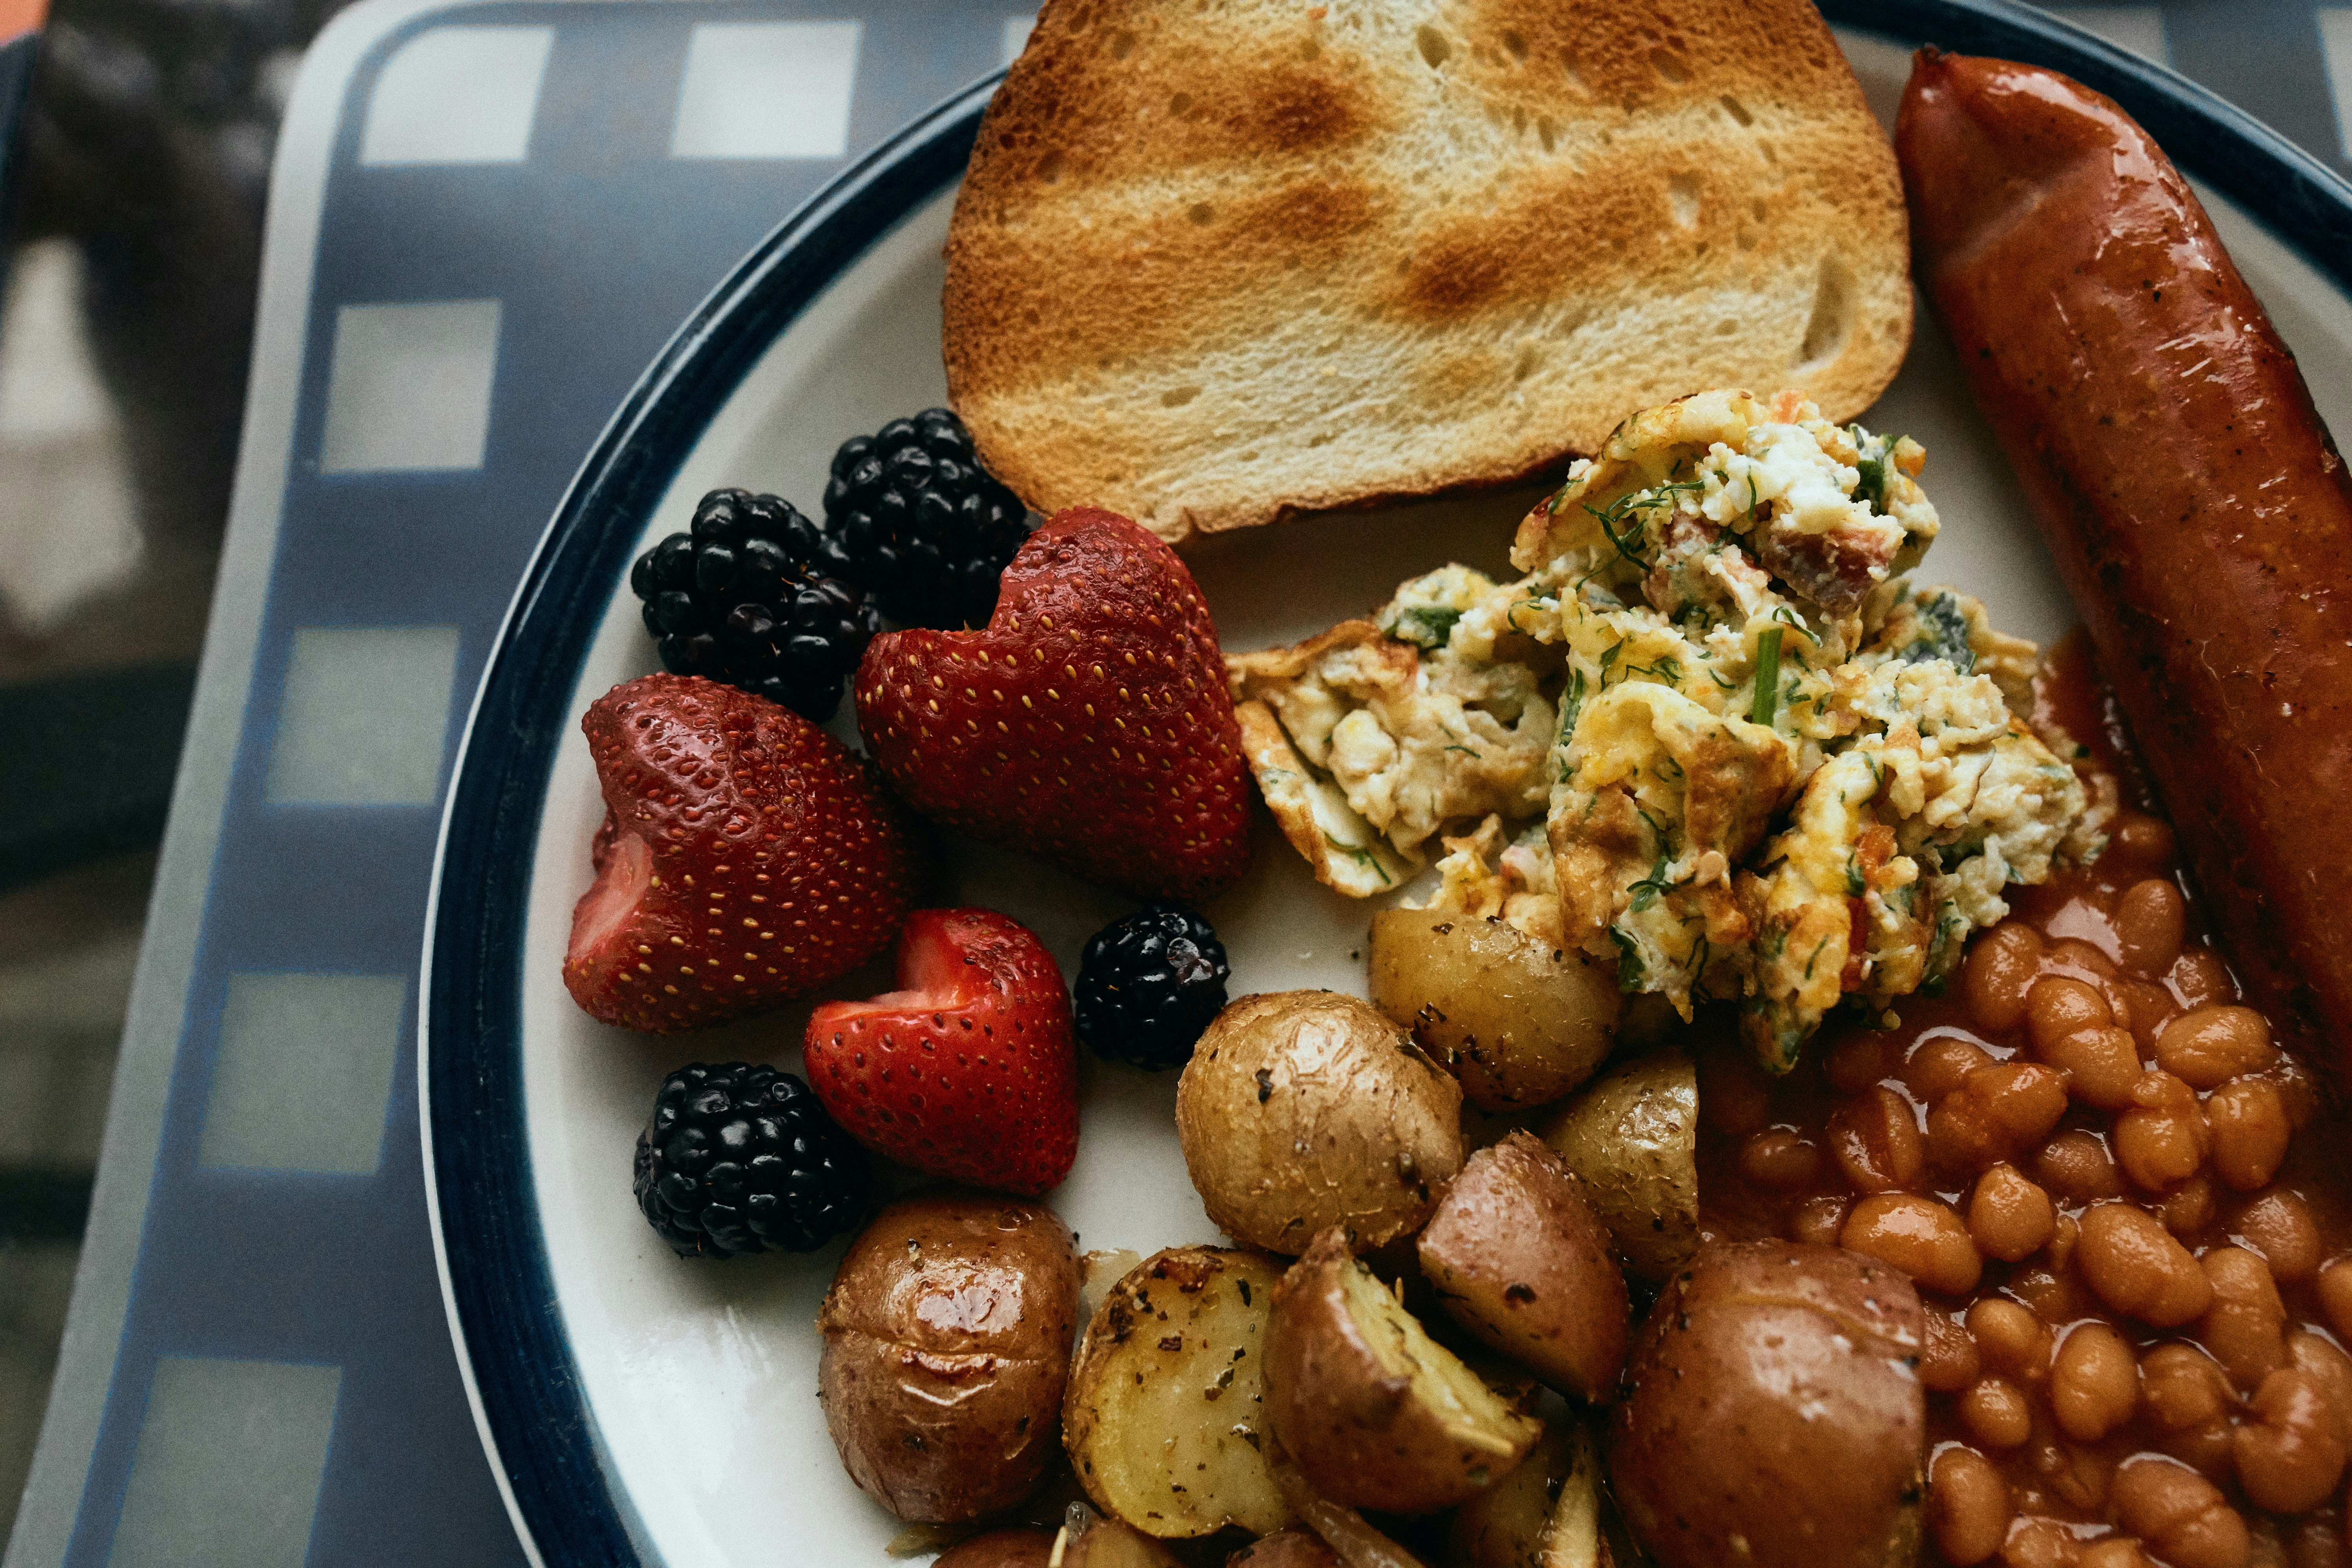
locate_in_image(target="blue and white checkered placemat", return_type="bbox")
[9,3,2352,1564]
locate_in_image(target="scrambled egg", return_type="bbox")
[1228,388,2111,1071]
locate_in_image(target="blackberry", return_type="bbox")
[634,1062,869,1257]
[630,488,880,722]
[820,407,1032,629]
[1073,904,1232,1071]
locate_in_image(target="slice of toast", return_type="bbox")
[943,0,1910,542]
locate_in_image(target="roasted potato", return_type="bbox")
[1267,1227,1543,1515]
[1063,1247,1297,1539]
[1418,1133,1628,1403]
[1535,1051,1698,1283]
[817,1192,1080,1523]
[1178,991,1464,1253]
[1447,1419,1608,1568]
[1055,1509,1187,1568]
[1228,1529,1343,1567]
[1611,1241,1926,1568]
[934,1528,1059,1568]
[1368,910,1620,1111]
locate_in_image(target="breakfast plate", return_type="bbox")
[421,3,2352,1565]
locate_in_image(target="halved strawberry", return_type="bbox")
[802,908,1077,1196]
[852,506,1251,903]
[563,673,918,1033]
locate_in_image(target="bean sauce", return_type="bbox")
[1698,635,2352,1567]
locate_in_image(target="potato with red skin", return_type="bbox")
[1226,1530,1342,1567]
[1417,1132,1629,1403]
[1055,1512,1187,1568]
[934,1529,1058,1568]
[1611,1240,1927,1568]
[816,1192,1080,1523]
[1266,1227,1542,1515]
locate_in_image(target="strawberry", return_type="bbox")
[563,673,919,1033]
[803,908,1078,1196]
[853,506,1251,903]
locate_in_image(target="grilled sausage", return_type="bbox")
[1897,50,2352,1071]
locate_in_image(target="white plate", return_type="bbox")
[423,15,2352,1566]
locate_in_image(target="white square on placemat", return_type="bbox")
[318,299,501,473]
[106,1358,341,1568]
[199,974,407,1174]
[265,626,461,805]
[670,20,861,160]
[359,25,554,165]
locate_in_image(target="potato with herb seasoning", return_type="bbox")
[1368,909,1620,1111]
[1265,1227,1543,1515]
[817,1192,1081,1523]
[1177,991,1465,1254]
[1535,1051,1699,1283]
[1062,1247,1296,1539]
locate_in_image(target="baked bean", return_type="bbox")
[2285,1330,2352,1447]
[2080,1541,2156,1568]
[2079,1203,2213,1327]
[1827,1085,1926,1193]
[2275,1057,2323,1132]
[2169,947,2237,1011]
[1787,1194,1849,1249]
[1923,1308,1985,1392]
[2209,1078,2292,1192]
[2038,1434,2116,1514]
[1969,1297,2055,1382]
[2112,813,2178,869]
[2004,1517,2085,1568]
[2289,1519,2350,1568]
[2109,1454,2250,1568]
[2052,938,2122,979]
[1930,1443,2013,1566]
[2199,1247,2288,1388]
[1822,1029,1899,1095]
[2236,1190,2323,1284]
[2116,976,2173,1039]
[2115,879,2189,976]
[1933,1063,2071,1177]
[2031,976,2115,1054]
[1910,1032,1998,1103]
[2142,1343,2241,1477]
[1967,922,2045,1034]
[2053,1321,2140,1441]
[1972,1165,2059,1262]
[1698,1045,1772,1137]
[2013,1265,2091,1327]
[1737,1127,1821,1189]
[1960,1375,2034,1448]
[2236,1367,2349,1513]
[1843,1192,1984,1294]
[2246,1520,2290,1568]
[2115,1071,2212,1192]
[2163,1173,2219,1238]
[2050,1211,2082,1272]
[2319,1257,2352,1347]
[2157,1006,2278,1089]
[2043,1025,2145,1112]
[2040,1131,2126,1204]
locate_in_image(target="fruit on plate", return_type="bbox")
[1175,991,1463,1254]
[1610,1240,1926,1568]
[629,487,881,721]
[1264,1226,1543,1515]
[804,907,1079,1196]
[562,673,918,1032]
[632,1062,867,1257]
[820,406,1034,630]
[853,506,1252,904]
[1415,1132,1628,1403]
[1072,904,1230,1071]
[1061,1247,1297,1539]
[944,0,1910,541]
[817,1191,1081,1523]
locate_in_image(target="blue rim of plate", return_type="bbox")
[421,7,2352,1564]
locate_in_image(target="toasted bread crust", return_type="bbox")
[945,0,1909,539]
